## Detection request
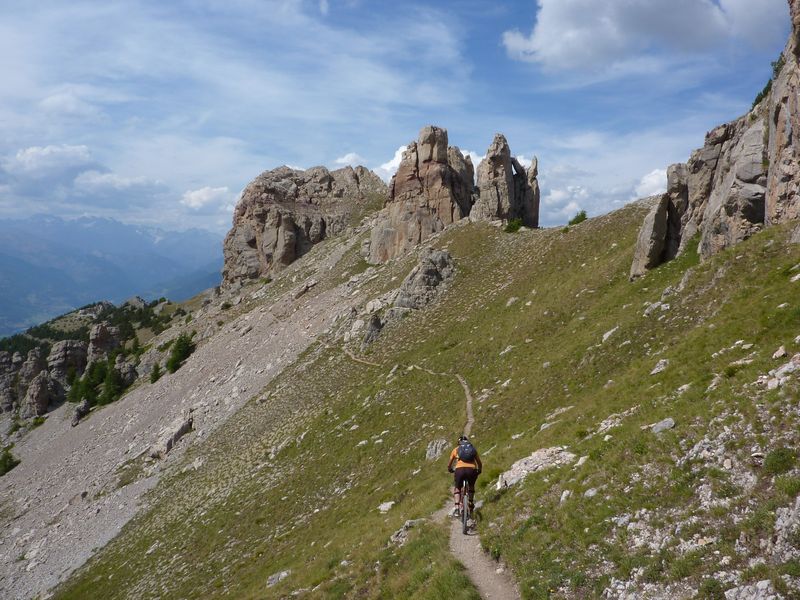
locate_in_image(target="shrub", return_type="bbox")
[698,578,725,599]
[98,367,124,405]
[504,218,523,233]
[221,302,232,311]
[150,363,162,383]
[0,445,20,476]
[764,447,796,475]
[568,210,587,226]
[166,333,196,374]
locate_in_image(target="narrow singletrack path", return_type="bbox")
[338,353,520,598]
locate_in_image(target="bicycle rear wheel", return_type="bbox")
[461,483,469,534]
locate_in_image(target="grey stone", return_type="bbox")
[630,195,669,279]
[394,250,455,310]
[425,438,448,461]
[267,570,291,587]
[87,323,121,365]
[21,371,57,419]
[651,418,675,434]
[71,399,91,427]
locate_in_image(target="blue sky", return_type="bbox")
[0,0,791,232]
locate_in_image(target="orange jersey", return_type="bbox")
[449,447,481,470]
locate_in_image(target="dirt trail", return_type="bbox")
[413,366,520,599]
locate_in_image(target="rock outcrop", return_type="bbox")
[16,349,46,400]
[631,0,799,277]
[87,323,121,365]
[472,134,539,227]
[368,127,539,263]
[393,250,455,310]
[223,165,386,284]
[368,126,474,263]
[0,351,16,412]
[21,371,57,418]
[47,340,88,391]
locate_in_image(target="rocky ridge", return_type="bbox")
[222,165,387,285]
[632,4,800,278]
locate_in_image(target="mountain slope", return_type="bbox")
[45,200,800,599]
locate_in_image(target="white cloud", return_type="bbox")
[503,0,787,74]
[180,186,231,209]
[319,0,329,16]
[5,144,92,176]
[633,168,667,199]
[74,170,159,193]
[334,152,366,167]
[374,145,406,182]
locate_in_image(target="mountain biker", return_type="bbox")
[447,435,482,517]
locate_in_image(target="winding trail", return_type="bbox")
[411,366,521,599]
[337,353,519,598]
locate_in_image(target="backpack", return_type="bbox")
[457,440,477,462]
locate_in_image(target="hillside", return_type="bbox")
[22,199,795,599]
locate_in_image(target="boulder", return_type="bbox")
[368,126,473,263]
[223,165,386,284]
[471,134,538,226]
[87,323,121,365]
[389,519,425,547]
[650,418,675,434]
[21,371,57,418]
[496,447,576,489]
[394,250,455,310]
[150,415,194,459]
[71,399,91,427]
[630,195,669,280]
[360,314,383,350]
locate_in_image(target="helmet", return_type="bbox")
[458,435,468,443]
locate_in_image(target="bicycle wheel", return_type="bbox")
[461,483,469,534]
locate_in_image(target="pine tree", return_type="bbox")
[150,363,162,383]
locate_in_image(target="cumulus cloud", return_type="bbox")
[180,186,232,210]
[633,168,667,199]
[334,152,366,167]
[4,144,93,177]
[374,146,406,182]
[503,0,787,74]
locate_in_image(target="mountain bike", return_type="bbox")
[460,479,471,535]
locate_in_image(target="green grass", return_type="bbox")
[54,204,800,599]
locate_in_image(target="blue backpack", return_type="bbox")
[458,440,477,461]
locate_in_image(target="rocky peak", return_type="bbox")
[223,164,387,285]
[88,322,121,365]
[369,126,475,263]
[472,134,539,227]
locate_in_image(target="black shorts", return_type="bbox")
[454,467,479,490]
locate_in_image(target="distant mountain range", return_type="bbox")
[0,215,224,336]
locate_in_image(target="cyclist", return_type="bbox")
[447,435,482,517]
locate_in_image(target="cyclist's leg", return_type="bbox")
[467,470,478,511]
[453,469,464,514]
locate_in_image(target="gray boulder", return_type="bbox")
[71,399,91,427]
[360,314,383,350]
[394,250,455,310]
[425,438,449,461]
[114,354,138,387]
[630,195,669,280]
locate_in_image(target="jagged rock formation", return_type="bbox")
[223,165,387,284]
[20,371,57,418]
[632,0,800,277]
[368,126,474,263]
[368,127,539,263]
[472,134,539,228]
[87,323,121,365]
[16,349,46,400]
[48,340,88,391]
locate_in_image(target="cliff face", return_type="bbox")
[222,165,387,285]
[631,0,800,278]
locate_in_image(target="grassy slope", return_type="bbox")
[55,202,800,599]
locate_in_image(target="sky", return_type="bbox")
[0,0,792,232]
